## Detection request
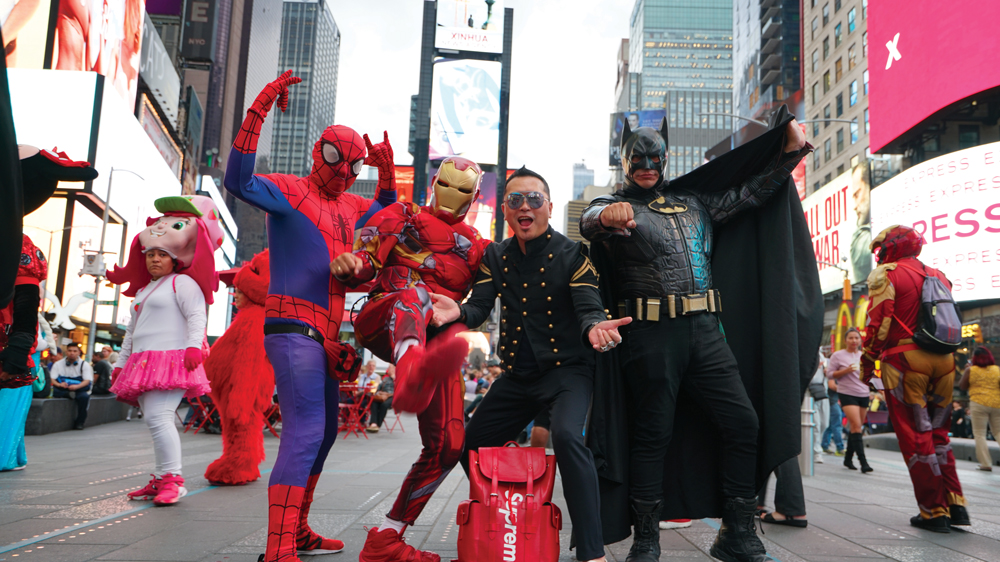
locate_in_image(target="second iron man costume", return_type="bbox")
[332,156,489,562]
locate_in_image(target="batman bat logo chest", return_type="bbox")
[648,196,688,215]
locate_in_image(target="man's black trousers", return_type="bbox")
[460,365,604,561]
[621,312,759,502]
[52,388,90,427]
[758,457,805,517]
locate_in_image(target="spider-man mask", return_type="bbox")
[310,125,366,195]
[429,157,483,224]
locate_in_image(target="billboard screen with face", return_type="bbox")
[870,141,1000,302]
[802,162,873,295]
[50,0,146,112]
[2,0,54,68]
[608,110,667,166]
[868,0,1000,153]
[429,59,501,166]
[435,0,504,54]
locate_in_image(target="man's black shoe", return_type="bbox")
[73,424,85,430]
[626,497,661,562]
[710,496,767,562]
[949,505,971,526]
[910,515,950,533]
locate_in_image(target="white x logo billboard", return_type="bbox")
[885,32,902,70]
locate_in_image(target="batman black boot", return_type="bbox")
[710,496,767,562]
[843,434,858,470]
[625,497,661,562]
[853,434,873,473]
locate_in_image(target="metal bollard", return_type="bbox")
[801,396,817,477]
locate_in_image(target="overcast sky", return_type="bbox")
[333,0,633,234]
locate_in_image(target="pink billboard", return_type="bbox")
[869,0,1000,153]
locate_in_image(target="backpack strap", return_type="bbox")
[524,455,535,536]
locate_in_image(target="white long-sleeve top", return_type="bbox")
[114,273,207,370]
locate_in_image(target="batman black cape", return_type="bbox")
[586,109,824,544]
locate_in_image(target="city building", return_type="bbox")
[733,0,802,124]
[572,162,594,200]
[628,0,734,178]
[270,0,341,178]
[563,183,614,244]
[614,39,640,112]
[802,0,868,194]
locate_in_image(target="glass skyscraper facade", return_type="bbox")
[628,0,734,179]
[271,0,340,177]
[572,163,594,200]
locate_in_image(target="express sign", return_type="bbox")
[871,141,1000,301]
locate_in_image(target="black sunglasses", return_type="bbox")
[505,191,548,209]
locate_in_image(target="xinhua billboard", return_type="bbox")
[435,0,505,54]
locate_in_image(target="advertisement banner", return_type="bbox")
[181,0,217,62]
[435,0,504,54]
[139,94,183,178]
[394,165,415,204]
[52,0,146,112]
[185,85,205,162]
[608,110,666,166]
[869,0,1000,153]
[2,0,53,68]
[429,59,501,165]
[802,162,873,295]
[140,12,181,129]
[871,141,1000,302]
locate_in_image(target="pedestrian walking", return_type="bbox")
[809,350,829,464]
[828,328,873,473]
[959,347,1000,472]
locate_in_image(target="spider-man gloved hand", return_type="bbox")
[364,131,396,194]
[234,70,302,155]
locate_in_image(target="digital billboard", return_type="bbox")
[608,110,666,166]
[51,0,146,112]
[871,141,1000,302]
[429,59,501,166]
[2,0,53,68]
[869,0,1000,153]
[802,163,873,295]
[181,0,218,62]
[435,0,504,54]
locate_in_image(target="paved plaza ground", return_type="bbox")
[2,414,1000,562]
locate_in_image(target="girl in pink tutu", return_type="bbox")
[107,195,223,506]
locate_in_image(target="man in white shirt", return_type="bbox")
[50,342,93,430]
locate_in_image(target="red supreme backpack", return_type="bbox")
[455,443,562,562]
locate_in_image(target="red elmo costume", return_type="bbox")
[204,250,273,485]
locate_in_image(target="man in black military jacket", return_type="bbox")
[431,167,629,562]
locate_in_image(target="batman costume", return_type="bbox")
[581,107,822,562]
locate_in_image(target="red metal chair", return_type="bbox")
[183,396,217,435]
[262,403,281,438]
[386,409,405,434]
[338,383,372,439]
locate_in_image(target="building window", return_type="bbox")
[824,104,832,128]
[812,115,820,137]
[862,32,868,57]
[848,44,857,70]
[848,8,856,32]
[835,58,843,82]
[824,173,832,184]
[924,135,940,152]
[812,49,819,72]
[835,23,843,47]
[823,37,830,59]
[850,80,858,105]
[814,181,821,192]
[823,3,830,25]
[836,93,844,116]
[851,155,860,167]
[864,108,869,133]
[835,0,841,12]
[863,0,868,19]
[824,139,832,161]
[823,71,831,93]
[837,129,844,152]
[837,164,845,175]
[959,125,980,149]
[814,154,821,170]
[812,17,819,40]
[863,70,869,94]
[812,82,819,105]
[851,118,859,143]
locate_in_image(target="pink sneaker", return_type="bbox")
[128,475,160,501]
[153,473,187,506]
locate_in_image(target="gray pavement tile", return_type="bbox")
[863,543,986,562]
[95,520,262,561]
[0,543,122,562]
[0,518,82,545]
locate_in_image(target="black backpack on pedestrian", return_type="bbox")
[895,262,962,354]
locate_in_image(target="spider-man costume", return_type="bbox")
[338,157,486,562]
[223,71,396,562]
[861,225,966,529]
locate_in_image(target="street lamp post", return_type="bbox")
[86,168,144,361]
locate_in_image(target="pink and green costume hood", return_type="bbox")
[107,195,224,304]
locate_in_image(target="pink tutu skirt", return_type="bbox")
[111,349,211,404]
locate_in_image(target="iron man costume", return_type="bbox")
[341,157,487,562]
[861,225,966,525]
[224,71,396,562]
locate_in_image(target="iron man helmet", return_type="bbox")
[429,157,483,224]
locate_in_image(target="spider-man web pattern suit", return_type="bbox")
[862,225,965,523]
[345,157,486,562]
[224,71,396,562]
